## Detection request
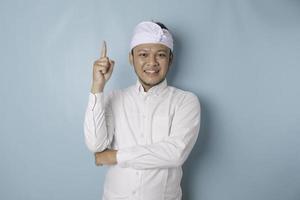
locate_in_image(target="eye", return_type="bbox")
[138,53,147,57]
[158,53,167,57]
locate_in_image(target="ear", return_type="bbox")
[168,51,173,67]
[129,52,133,66]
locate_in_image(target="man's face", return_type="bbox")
[130,43,172,92]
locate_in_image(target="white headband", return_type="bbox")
[130,21,174,51]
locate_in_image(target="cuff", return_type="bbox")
[116,149,131,168]
[88,92,103,111]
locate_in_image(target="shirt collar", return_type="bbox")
[135,79,168,96]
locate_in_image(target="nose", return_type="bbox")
[147,54,158,67]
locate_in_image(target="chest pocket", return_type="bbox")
[152,116,171,142]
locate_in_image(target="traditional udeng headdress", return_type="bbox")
[130,21,174,51]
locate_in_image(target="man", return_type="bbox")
[84,21,201,200]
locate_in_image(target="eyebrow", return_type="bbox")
[157,50,168,53]
[136,49,168,53]
[136,49,149,52]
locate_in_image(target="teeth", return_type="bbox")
[145,70,157,73]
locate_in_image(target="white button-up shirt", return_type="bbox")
[84,79,201,200]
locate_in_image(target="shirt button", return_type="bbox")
[132,190,136,195]
[136,172,139,175]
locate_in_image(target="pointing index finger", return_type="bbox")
[101,40,107,58]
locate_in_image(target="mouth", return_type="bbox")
[144,69,159,75]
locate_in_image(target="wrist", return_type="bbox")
[91,83,104,94]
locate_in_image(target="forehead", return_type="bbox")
[134,43,170,52]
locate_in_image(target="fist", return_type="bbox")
[95,149,117,166]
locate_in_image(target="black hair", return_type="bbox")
[153,21,169,30]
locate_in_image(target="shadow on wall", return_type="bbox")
[181,97,211,200]
[166,30,181,85]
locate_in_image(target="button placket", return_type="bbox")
[140,96,148,144]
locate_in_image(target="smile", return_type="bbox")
[144,70,159,74]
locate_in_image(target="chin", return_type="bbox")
[143,78,164,87]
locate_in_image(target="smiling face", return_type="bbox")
[130,43,173,92]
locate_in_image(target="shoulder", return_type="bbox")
[168,86,200,102]
[167,86,201,110]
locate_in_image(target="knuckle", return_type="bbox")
[100,57,108,62]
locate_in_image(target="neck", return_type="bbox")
[141,83,151,92]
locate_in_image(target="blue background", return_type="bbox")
[1,0,300,199]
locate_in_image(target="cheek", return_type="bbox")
[159,61,170,71]
[134,59,145,67]
[133,61,145,73]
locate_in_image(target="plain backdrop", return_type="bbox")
[1,0,300,200]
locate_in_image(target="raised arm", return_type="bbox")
[84,41,115,153]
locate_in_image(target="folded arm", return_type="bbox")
[116,93,201,169]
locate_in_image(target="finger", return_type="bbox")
[95,154,101,166]
[94,59,110,68]
[99,57,109,62]
[94,65,108,73]
[95,160,102,166]
[94,57,109,63]
[109,60,115,66]
[94,64,109,71]
[107,60,115,74]
[94,60,109,67]
[101,40,107,58]
[99,67,108,74]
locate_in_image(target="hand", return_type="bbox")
[95,149,117,166]
[91,41,115,93]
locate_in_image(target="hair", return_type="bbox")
[152,21,169,30]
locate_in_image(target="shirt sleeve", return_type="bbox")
[83,92,114,153]
[116,93,201,169]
